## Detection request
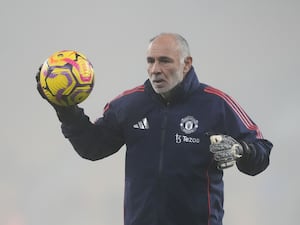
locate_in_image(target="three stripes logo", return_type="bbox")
[133,118,149,130]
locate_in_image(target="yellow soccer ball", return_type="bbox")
[39,50,95,106]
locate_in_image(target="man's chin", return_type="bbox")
[154,88,169,95]
[155,89,173,99]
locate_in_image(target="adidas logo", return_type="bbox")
[133,118,149,129]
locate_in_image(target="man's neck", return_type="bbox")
[160,83,182,102]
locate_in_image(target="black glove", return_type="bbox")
[209,135,246,169]
[35,65,48,101]
[35,65,79,122]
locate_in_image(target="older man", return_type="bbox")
[36,33,273,225]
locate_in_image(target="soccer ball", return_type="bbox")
[39,50,95,106]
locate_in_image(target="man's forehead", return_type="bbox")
[147,37,179,57]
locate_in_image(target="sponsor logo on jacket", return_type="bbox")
[175,133,200,144]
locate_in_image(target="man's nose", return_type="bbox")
[150,61,161,74]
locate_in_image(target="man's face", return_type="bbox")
[146,35,190,97]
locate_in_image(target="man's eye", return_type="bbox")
[159,57,172,63]
[147,58,154,63]
[160,59,170,63]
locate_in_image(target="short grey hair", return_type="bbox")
[149,33,191,62]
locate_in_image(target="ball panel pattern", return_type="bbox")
[39,50,94,106]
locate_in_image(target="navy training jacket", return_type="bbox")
[60,67,273,225]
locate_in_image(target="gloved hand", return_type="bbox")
[209,135,244,169]
[35,65,78,122]
[35,65,48,101]
[35,65,71,108]
[35,65,58,107]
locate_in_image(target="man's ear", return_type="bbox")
[183,56,193,75]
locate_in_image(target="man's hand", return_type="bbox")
[35,65,67,109]
[209,135,244,169]
[35,65,47,100]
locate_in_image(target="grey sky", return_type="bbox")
[0,0,299,225]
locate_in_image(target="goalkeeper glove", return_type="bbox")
[209,134,249,170]
[35,65,78,122]
[35,65,48,102]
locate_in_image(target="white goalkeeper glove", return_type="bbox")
[209,135,244,170]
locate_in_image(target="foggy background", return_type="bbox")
[0,0,299,224]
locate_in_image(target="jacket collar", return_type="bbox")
[145,66,200,104]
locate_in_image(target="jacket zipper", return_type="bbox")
[156,103,169,223]
[158,104,169,175]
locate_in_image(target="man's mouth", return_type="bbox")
[153,79,165,84]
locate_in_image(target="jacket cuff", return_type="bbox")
[239,141,256,161]
[53,105,83,124]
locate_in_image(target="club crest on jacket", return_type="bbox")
[180,116,198,134]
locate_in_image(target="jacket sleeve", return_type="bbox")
[55,104,125,161]
[221,96,273,176]
[236,139,273,176]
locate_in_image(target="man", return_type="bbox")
[36,33,273,225]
